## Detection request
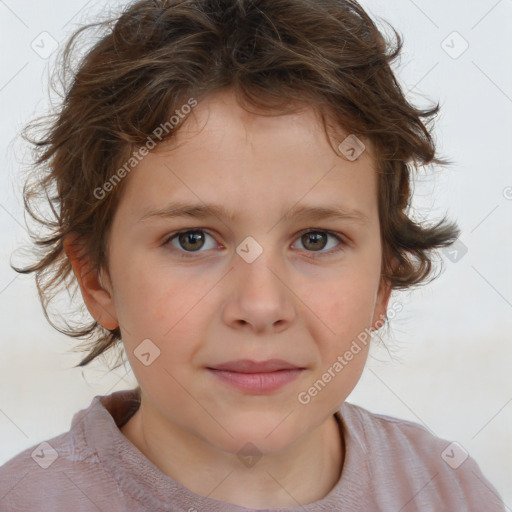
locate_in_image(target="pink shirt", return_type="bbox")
[0,388,505,511]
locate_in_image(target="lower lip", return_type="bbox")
[207,368,303,393]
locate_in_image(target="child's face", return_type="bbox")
[86,88,391,454]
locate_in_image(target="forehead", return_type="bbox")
[112,89,379,228]
[162,89,357,158]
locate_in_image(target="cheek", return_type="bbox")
[113,256,207,331]
[305,267,380,337]
[115,265,219,382]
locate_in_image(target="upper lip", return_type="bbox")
[207,359,302,373]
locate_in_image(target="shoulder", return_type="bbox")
[338,402,506,511]
[0,417,122,511]
[341,401,452,453]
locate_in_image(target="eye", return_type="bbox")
[163,228,347,259]
[164,229,218,257]
[292,229,346,258]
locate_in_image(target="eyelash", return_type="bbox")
[162,228,347,260]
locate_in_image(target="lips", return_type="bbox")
[207,359,302,373]
[206,359,305,393]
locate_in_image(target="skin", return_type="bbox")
[65,87,392,508]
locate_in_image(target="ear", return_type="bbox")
[63,233,119,330]
[371,272,394,332]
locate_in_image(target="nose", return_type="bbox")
[222,245,297,334]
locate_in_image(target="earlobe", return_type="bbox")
[63,233,119,330]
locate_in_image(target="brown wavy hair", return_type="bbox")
[12,0,460,369]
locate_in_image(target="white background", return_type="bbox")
[0,0,511,507]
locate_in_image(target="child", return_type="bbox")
[0,0,506,510]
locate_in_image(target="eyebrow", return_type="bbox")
[138,200,369,225]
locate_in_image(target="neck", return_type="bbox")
[120,399,344,508]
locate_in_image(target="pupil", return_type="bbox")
[180,231,204,251]
[304,232,326,251]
